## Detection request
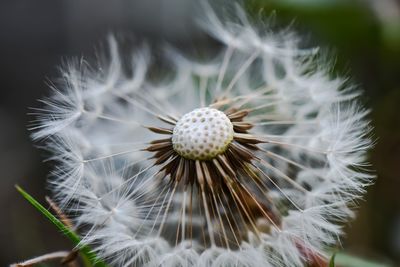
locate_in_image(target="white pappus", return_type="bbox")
[30,2,374,267]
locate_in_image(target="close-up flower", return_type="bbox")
[27,3,374,266]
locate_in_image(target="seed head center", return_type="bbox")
[172,107,234,160]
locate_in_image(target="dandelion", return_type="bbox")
[31,2,373,266]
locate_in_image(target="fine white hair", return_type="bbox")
[31,2,374,266]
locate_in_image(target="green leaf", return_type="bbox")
[329,253,336,267]
[334,252,392,267]
[15,185,108,267]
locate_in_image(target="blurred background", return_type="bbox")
[0,0,399,266]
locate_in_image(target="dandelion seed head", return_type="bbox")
[30,1,375,266]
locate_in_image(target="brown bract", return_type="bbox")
[144,98,282,249]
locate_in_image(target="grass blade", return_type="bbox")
[15,185,108,267]
[329,253,336,267]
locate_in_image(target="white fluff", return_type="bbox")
[31,2,374,266]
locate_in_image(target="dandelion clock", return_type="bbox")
[30,2,374,267]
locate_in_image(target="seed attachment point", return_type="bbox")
[172,107,234,160]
